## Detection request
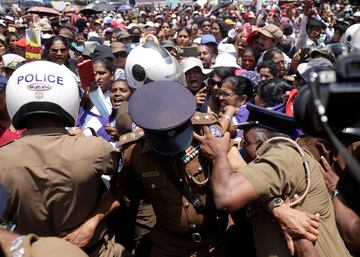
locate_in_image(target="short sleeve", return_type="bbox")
[240,145,302,202]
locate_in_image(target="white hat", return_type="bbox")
[126,23,138,30]
[145,21,156,28]
[218,44,237,56]
[180,57,213,76]
[212,53,240,69]
[2,54,25,67]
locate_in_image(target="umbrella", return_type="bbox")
[117,4,132,12]
[51,1,67,12]
[20,0,46,9]
[166,0,180,4]
[27,6,60,16]
[80,2,115,14]
[64,4,81,14]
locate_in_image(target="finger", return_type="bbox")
[306,226,320,238]
[283,195,290,205]
[320,156,332,173]
[284,232,295,256]
[198,87,207,93]
[308,218,320,229]
[319,163,326,175]
[304,232,318,242]
[203,126,212,136]
[222,131,231,141]
[193,131,204,142]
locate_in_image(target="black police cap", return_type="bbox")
[129,81,196,155]
[235,103,297,135]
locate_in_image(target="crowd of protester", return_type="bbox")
[0,0,360,256]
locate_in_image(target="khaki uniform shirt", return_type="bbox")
[0,127,118,236]
[298,136,360,214]
[240,142,351,257]
[114,113,232,256]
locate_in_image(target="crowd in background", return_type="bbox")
[0,0,360,256]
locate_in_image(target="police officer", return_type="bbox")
[117,81,242,256]
[0,61,127,257]
[0,184,88,257]
[195,103,352,257]
[75,81,244,257]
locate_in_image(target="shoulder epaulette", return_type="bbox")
[119,129,145,146]
[191,112,218,125]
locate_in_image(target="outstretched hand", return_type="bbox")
[193,126,230,160]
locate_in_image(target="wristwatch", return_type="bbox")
[268,197,284,211]
[329,189,340,199]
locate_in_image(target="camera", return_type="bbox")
[314,0,323,7]
[178,47,198,57]
[294,55,360,137]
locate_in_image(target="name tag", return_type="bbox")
[142,171,160,178]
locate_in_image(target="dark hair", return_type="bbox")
[224,76,254,100]
[282,24,293,36]
[201,18,211,26]
[334,21,349,34]
[177,25,191,36]
[0,39,7,48]
[241,47,255,58]
[278,41,292,57]
[263,48,283,62]
[212,66,236,80]
[158,22,171,34]
[256,79,292,106]
[257,60,280,79]
[199,43,218,56]
[93,58,115,74]
[241,47,260,63]
[211,19,229,39]
[5,32,17,49]
[306,18,327,33]
[111,79,134,95]
[45,36,70,53]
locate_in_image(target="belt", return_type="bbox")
[185,226,227,244]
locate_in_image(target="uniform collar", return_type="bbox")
[22,127,68,137]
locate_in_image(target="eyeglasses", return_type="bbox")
[218,90,235,98]
[208,79,222,87]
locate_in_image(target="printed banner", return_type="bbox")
[25,29,42,61]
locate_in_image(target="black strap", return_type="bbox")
[159,155,205,213]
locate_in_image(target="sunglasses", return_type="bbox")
[208,79,222,87]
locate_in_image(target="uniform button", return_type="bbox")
[151,184,156,189]
[190,224,196,229]
[185,202,190,208]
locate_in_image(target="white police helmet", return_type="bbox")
[6,61,80,129]
[340,24,360,46]
[125,40,185,89]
